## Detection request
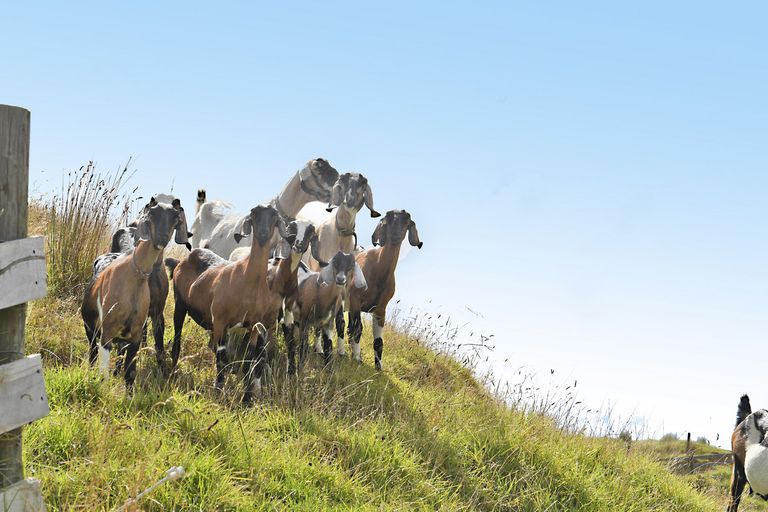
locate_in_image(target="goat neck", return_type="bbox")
[272,171,312,219]
[133,239,165,278]
[244,236,272,282]
[375,238,403,273]
[334,204,357,237]
[271,251,303,296]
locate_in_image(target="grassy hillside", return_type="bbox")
[20,294,722,511]
[19,175,727,510]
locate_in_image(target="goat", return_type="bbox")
[288,251,367,372]
[346,210,422,370]
[728,394,768,511]
[303,172,379,268]
[299,172,379,355]
[167,205,290,403]
[92,226,172,376]
[195,158,339,257]
[190,195,234,250]
[81,198,189,389]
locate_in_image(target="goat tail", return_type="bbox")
[736,394,752,427]
[164,258,180,279]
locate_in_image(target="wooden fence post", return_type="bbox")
[0,104,31,488]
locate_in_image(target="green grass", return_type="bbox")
[18,294,727,511]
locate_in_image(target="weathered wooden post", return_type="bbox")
[0,104,49,511]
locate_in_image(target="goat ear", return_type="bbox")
[371,219,386,246]
[276,239,291,259]
[275,213,289,240]
[326,180,344,212]
[149,196,158,207]
[353,262,367,289]
[363,182,380,218]
[174,205,190,247]
[135,218,151,242]
[235,217,252,244]
[310,234,328,267]
[407,220,422,249]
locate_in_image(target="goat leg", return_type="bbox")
[284,322,297,376]
[171,299,187,372]
[334,308,347,356]
[123,341,139,393]
[347,311,363,363]
[85,320,99,366]
[728,457,748,512]
[373,312,385,371]
[213,329,228,393]
[322,325,333,367]
[313,326,324,354]
[298,328,309,371]
[152,313,167,377]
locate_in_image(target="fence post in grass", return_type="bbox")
[686,432,691,452]
[0,104,49,511]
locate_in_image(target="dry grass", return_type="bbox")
[40,160,135,298]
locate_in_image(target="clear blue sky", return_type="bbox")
[2,2,766,446]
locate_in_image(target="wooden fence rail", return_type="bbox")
[0,104,49,511]
[663,452,733,475]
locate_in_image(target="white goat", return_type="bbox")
[299,172,379,355]
[193,158,339,257]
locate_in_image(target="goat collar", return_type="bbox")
[334,214,356,237]
[131,249,151,280]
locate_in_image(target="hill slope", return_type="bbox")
[22,296,719,511]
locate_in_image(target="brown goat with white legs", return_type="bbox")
[289,251,367,371]
[346,210,422,370]
[98,222,191,377]
[229,220,327,375]
[166,205,290,404]
[81,198,189,389]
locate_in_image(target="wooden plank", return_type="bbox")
[0,355,49,436]
[0,103,31,488]
[0,105,30,242]
[0,237,46,311]
[0,478,45,512]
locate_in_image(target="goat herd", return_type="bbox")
[80,158,422,404]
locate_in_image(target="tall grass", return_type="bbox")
[44,161,135,298]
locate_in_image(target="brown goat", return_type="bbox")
[81,198,189,389]
[167,205,289,403]
[289,251,367,372]
[102,223,191,377]
[346,210,422,370]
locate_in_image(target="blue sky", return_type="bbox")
[2,2,766,445]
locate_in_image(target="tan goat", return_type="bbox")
[347,210,422,370]
[167,204,289,403]
[81,198,189,389]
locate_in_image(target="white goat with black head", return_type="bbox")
[300,172,379,355]
[82,198,189,389]
[194,158,339,257]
